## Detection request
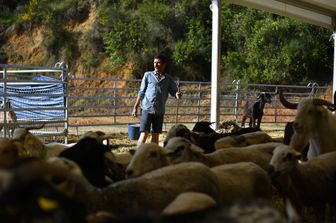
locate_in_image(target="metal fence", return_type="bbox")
[0,63,332,142]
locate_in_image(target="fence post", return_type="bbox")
[274,86,278,123]
[197,83,201,122]
[57,62,69,144]
[113,79,117,124]
[232,80,240,123]
[307,82,319,97]
[2,66,8,137]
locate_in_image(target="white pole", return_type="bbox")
[210,0,221,130]
[333,31,336,102]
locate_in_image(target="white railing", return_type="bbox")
[0,63,332,142]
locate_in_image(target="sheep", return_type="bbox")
[43,130,115,159]
[109,150,134,169]
[87,198,289,223]
[12,125,74,159]
[11,127,125,187]
[163,123,192,146]
[125,143,169,178]
[164,137,281,170]
[11,124,46,158]
[47,157,83,176]
[12,127,116,160]
[162,192,216,215]
[164,123,260,153]
[211,162,273,202]
[127,140,274,203]
[214,130,274,150]
[0,138,26,168]
[126,138,280,178]
[0,159,220,215]
[191,121,215,134]
[267,144,336,219]
[283,121,309,160]
[278,89,336,159]
[241,92,272,128]
[0,159,88,223]
[43,142,76,159]
[59,136,125,187]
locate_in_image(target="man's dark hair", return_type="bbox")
[154,54,167,64]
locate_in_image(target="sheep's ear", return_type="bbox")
[293,151,302,159]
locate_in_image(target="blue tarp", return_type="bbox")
[0,75,65,120]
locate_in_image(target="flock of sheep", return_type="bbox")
[0,90,335,223]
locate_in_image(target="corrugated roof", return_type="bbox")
[229,0,336,30]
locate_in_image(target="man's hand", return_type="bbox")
[132,107,138,117]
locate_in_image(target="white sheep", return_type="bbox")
[12,128,113,159]
[162,192,216,215]
[278,89,336,159]
[0,160,220,215]
[268,144,336,218]
[88,198,291,223]
[47,156,83,176]
[164,137,281,170]
[126,140,274,203]
[12,125,46,158]
[125,143,169,178]
[100,162,220,214]
[0,138,25,168]
[162,123,191,146]
[44,142,76,159]
[214,131,274,150]
[211,162,273,202]
[109,150,134,169]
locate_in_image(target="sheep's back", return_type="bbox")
[99,162,220,214]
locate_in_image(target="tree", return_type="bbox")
[222,4,333,85]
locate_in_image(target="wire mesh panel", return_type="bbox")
[0,63,68,142]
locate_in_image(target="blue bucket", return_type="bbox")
[128,123,140,140]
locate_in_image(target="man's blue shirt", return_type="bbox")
[138,71,178,115]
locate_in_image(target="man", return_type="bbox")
[132,54,181,146]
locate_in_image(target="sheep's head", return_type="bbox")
[267,144,302,180]
[163,124,191,147]
[0,138,25,167]
[125,143,168,178]
[294,99,331,133]
[279,90,335,151]
[258,92,272,103]
[191,121,215,134]
[81,131,113,146]
[163,137,203,164]
[12,127,46,158]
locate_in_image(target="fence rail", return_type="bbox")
[0,63,332,143]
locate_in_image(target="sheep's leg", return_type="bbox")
[256,117,262,129]
[241,116,246,127]
[249,117,253,128]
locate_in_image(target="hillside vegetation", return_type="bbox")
[0,0,333,85]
